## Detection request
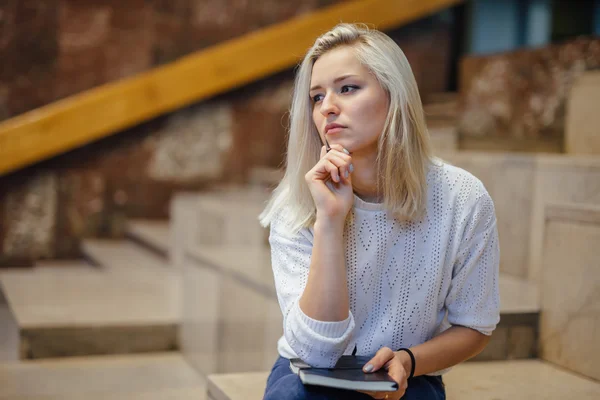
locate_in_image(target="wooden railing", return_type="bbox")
[0,0,462,176]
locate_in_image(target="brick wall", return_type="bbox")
[458,37,600,152]
[0,2,454,265]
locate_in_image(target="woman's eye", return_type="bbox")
[312,94,324,103]
[341,85,359,93]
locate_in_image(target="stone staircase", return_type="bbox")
[1,183,599,398]
[0,219,205,398]
[0,238,178,360]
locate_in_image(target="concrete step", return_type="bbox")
[206,359,600,400]
[171,187,270,253]
[126,219,171,259]
[1,241,179,359]
[0,284,19,361]
[183,243,540,365]
[82,239,170,273]
[248,167,284,188]
[423,100,458,120]
[0,352,206,400]
[428,125,458,152]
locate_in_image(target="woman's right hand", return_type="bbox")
[305,144,354,225]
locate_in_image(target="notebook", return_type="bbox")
[289,356,399,392]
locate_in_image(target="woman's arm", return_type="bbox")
[268,145,356,367]
[395,325,490,376]
[299,216,349,321]
[299,144,355,322]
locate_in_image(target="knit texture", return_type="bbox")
[269,160,500,369]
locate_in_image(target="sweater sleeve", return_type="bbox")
[268,211,355,368]
[445,189,501,336]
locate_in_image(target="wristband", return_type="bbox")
[397,348,416,379]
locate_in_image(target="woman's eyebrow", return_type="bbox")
[309,74,359,92]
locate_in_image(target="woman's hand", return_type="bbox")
[358,347,410,400]
[305,144,354,224]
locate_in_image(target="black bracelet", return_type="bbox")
[397,348,416,379]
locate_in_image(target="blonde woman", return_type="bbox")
[260,23,500,400]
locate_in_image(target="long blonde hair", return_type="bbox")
[259,23,432,232]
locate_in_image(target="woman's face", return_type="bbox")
[309,46,389,157]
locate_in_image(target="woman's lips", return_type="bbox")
[325,126,345,135]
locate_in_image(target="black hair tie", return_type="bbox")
[397,348,416,379]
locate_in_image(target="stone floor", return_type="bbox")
[0,248,179,329]
[207,360,600,400]
[126,220,171,257]
[0,244,179,358]
[0,352,206,400]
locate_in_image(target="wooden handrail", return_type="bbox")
[0,0,462,176]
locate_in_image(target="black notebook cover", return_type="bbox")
[289,356,398,392]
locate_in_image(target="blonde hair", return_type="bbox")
[259,23,432,232]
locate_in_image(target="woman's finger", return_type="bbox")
[325,153,351,178]
[322,159,340,182]
[386,357,408,391]
[363,347,395,373]
[320,145,328,158]
[329,144,351,155]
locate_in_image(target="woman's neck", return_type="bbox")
[350,151,382,203]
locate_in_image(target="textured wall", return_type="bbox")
[458,37,600,152]
[0,3,454,265]
[0,0,345,120]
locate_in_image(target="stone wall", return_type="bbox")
[565,70,600,155]
[0,3,456,265]
[458,37,600,153]
[539,203,600,381]
[0,0,344,120]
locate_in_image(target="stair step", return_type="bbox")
[444,359,600,399]
[248,167,284,188]
[0,352,206,400]
[1,240,179,359]
[82,239,170,273]
[0,284,18,361]
[126,220,171,259]
[207,359,600,400]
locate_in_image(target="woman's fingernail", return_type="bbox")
[343,148,350,155]
[349,164,354,173]
[345,171,349,178]
[363,364,373,372]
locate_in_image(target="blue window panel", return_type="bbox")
[469,0,521,55]
[525,0,551,47]
[594,0,600,35]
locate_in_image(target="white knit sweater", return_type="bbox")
[268,160,500,370]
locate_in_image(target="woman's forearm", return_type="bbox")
[299,216,349,321]
[399,326,491,377]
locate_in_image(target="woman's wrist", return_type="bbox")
[396,349,415,378]
[314,213,346,233]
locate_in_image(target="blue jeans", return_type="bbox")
[263,356,445,400]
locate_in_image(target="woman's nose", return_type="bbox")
[320,94,340,116]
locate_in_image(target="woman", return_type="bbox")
[259,23,500,400]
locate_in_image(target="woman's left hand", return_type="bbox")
[357,347,409,400]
